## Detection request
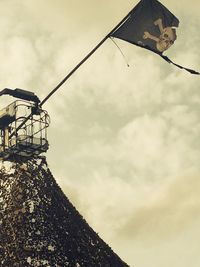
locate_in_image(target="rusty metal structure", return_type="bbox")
[0,88,50,160]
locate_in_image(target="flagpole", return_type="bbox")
[40,9,132,107]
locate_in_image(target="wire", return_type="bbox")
[110,37,130,67]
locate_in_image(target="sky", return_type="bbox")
[0,0,200,266]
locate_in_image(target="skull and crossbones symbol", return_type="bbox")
[143,18,177,52]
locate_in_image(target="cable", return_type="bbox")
[110,37,130,67]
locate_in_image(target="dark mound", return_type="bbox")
[0,158,129,267]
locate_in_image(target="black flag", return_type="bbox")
[111,0,199,75]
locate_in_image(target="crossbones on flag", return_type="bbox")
[110,0,199,75]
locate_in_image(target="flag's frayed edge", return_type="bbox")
[161,55,200,75]
[111,38,199,75]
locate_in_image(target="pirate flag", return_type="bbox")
[111,0,199,75]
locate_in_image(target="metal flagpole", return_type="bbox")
[40,9,132,107]
[10,8,133,138]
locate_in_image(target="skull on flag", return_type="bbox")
[143,18,177,52]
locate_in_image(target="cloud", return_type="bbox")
[116,173,200,241]
[54,103,200,245]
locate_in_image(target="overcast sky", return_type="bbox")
[0,1,200,266]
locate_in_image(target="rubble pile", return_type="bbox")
[0,158,128,267]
